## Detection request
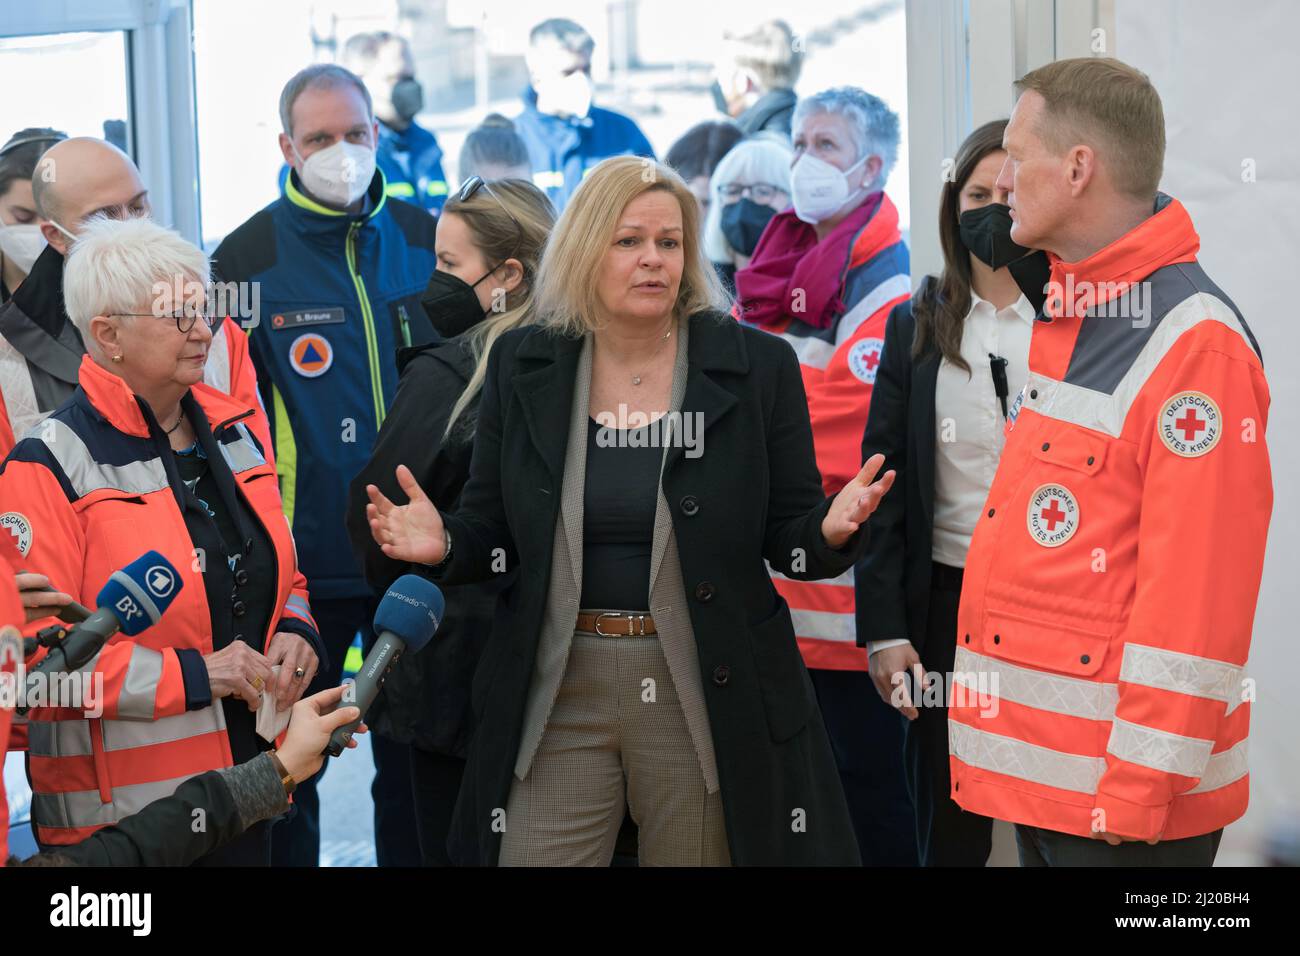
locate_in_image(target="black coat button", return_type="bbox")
[1080,654,1090,665]
[987,508,995,518]
[1029,389,1038,400]
[234,569,249,586]
[694,581,715,603]
[232,600,247,617]
[1041,442,1050,451]
[712,665,730,687]
[1087,456,1095,466]
[679,495,699,517]
[993,634,1000,644]
[964,633,970,644]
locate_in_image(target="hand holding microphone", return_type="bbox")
[325,573,444,757]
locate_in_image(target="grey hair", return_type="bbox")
[63,215,209,358]
[793,86,900,192]
[529,18,594,54]
[703,134,794,263]
[279,64,373,137]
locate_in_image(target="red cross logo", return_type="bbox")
[1041,499,1067,530]
[1175,408,1206,441]
[864,348,881,372]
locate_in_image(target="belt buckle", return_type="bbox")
[594,612,645,637]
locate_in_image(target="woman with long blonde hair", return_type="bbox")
[366,155,896,866]
[346,176,554,865]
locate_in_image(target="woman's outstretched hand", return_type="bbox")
[366,464,447,566]
[821,453,896,550]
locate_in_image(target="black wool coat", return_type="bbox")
[431,310,870,866]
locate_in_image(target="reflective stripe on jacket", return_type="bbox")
[0,356,317,845]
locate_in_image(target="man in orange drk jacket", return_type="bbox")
[949,58,1272,866]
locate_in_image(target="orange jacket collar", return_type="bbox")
[78,354,253,437]
[1045,193,1200,320]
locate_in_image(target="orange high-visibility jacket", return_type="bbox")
[737,195,912,670]
[948,195,1271,841]
[0,356,317,846]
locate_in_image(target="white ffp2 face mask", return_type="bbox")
[293,139,376,208]
[0,222,46,273]
[535,70,593,119]
[790,152,870,225]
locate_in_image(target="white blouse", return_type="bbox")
[930,290,1034,567]
[866,290,1033,658]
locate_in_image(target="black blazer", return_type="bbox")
[854,292,944,655]
[432,310,867,865]
[346,338,510,758]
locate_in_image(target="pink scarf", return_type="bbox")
[735,192,883,330]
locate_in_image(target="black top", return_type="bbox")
[579,416,661,611]
[172,430,276,766]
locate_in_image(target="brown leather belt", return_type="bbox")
[574,610,658,637]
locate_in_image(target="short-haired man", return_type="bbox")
[950,57,1271,865]
[342,31,449,213]
[515,18,655,211]
[712,19,804,138]
[213,63,439,867]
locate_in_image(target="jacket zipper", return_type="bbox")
[346,221,386,430]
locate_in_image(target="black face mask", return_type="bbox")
[391,78,425,123]
[721,199,777,257]
[959,203,1033,271]
[710,79,730,115]
[421,268,492,338]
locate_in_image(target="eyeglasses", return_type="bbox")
[108,310,220,334]
[718,182,784,203]
[456,175,524,258]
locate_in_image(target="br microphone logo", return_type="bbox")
[114,596,144,623]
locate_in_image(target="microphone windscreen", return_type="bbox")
[372,574,444,653]
[95,551,184,637]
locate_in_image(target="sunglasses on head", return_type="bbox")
[455,176,524,259]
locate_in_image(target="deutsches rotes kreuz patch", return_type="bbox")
[1026,484,1079,548]
[0,512,33,556]
[1157,390,1221,458]
[847,338,885,385]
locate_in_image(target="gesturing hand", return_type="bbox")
[366,464,447,566]
[821,453,896,550]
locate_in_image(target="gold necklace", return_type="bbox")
[631,324,673,386]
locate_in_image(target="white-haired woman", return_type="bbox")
[366,155,895,866]
[701,133,793,294]
[731,86,918,864]
[0,215,322,865]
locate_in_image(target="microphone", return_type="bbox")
[325,574,443,756]
[989,353,1010,419]
[17,551,183,714]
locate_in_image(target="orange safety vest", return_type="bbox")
[0,355,316,845]
[949,195,1271,841]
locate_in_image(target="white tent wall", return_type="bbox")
[1114,0,1300,863]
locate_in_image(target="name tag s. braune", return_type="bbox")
[269,307,346,331]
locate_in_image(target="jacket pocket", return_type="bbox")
[746,594,815,743]
[1031,426,1108,475]
[980,606,1114,679]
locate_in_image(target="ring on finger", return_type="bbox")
[251,675,265,693]
[293,666,306,680]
